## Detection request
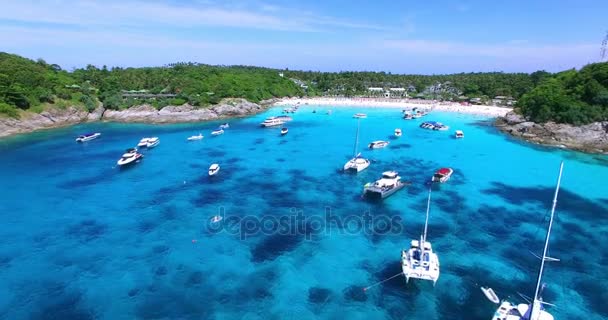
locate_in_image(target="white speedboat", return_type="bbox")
[353,113,367,119]
[211,129,224,136]
[210,215,223,223]
[208,163,220,176]
[487,162,564,320]
[368,140,389,149]
[187,134,204,141]
[219,123,230,129]
[432,168,453,183]
[75,132,101,142]
[395,129,402,137]
[260,117,285,127]
[402,188,440,285]
[343,118,370,173]
[363,171,405,199]
[146,137,160,148]
[281,127,288,135]
[137,138,150,148]
[455,130,464,138]
[117,148,143,166]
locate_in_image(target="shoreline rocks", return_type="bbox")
[495,112,608,154]
[0,98,268,138]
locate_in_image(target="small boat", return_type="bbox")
[481,287,500,304]
[211,129,224,136]
[403,113,413,120]
[368,140,389,149]
[363,171,406,199]
[281,127,288,135]
[455,130,464,138]
[353,113,367,119]
[343,119,370,173]
[219,123,230,129]
[412,113,423,119]
[187,134,204,141]
[146,137,160,148]
[117,148,143,166]
[75,132,101,142]
[433,123,449,131]
[260,117,285,127]
[395,129,402,137]
[210,215,223,223]
[432,168,453,183]
[137,138,150,148]
[208,163,220,176]
[420,121,449,131]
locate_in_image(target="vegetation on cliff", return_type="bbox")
[518,62,608,125]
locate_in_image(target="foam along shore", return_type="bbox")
[273,97,512,117]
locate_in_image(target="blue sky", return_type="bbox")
[1,0,606,73]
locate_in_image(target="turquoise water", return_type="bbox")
[0,105,606,320]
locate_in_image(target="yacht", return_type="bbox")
[455,130,464,138]
[137,138,150,148]
[146,137,160,148]
[363,171,405,199]
[394,129,402,137]
[75,132,101,142]
[219,123,230,129]
[208,163,220,176]
[281,127,288,135]
[402,188,440,285]
[432,168,453,183]
[368,140,389,149]
[488,162,564,320]
[260,117,285,127]
[117,148,143,166]
[353,113,367,119]
[343,119,370,173]
[211,128,224,136]
[187,133,203,141]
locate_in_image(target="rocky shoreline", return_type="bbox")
[0,98,277,138]
[495,112,608,154]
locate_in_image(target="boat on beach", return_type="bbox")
[395,129,402,137]
[146,137,160,148]
[402,187,440,285]
[187,133,203,141]
[368,140,389,149]
[344,118,370,173]
[117,148,144,166]
[362,171,405,199]
[75,132,101,142]
[208,163,220,176]
[487,162,564,320]
[432,168,453,183]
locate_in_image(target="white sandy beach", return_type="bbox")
[273,97,512,117]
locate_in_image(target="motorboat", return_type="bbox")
[219,123,230,129]
[481,287,500,304]
[353,113,367,119]
[146,137,160,148]
[363,171,405,199]
[260,117,285,127]
[401,188,440,285]
[187,133,203,141]
[75,132,101,142]
[137,138,150,148]
[432,168,453,183]
[211,128,224,136]
[281,127,288,135]
[395,129,402,137]
[432,123,449,131]
[368,140,389,149]
[208,163,220,176]
[455,130,464,138]
[117,148,143,166]
[420,121,449,131]
[210,215,223,223]
[343,118,370,173]
[403,113,414,120]
[487,162,564,320]
[412,113,423,119]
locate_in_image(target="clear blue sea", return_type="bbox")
[0,105,607,320]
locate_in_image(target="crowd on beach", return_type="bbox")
[274,97,513,117]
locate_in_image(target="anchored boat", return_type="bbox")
[395,129,402,137]
[117,148,144,166]
[362,171,405,199]
[368,140,389,149]
[187,133,203,141]
[432,168,453,183]
[208,164,220,176]
[343,118,370,173]
[75,132,101,142]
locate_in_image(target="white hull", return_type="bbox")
[343,158,370,172]
[146,140,160,148]
[117,154,143,166]
[208,164,220,176]
[76,133,101,142]
[211,130,224,136]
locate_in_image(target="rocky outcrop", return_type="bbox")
[0,99,268,138]
[495,112,608,154]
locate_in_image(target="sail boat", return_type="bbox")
[489,161,563,320]
[401,187,440,285]
[343,118,370,172]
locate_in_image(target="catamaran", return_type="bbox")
[362,171,405,199]
[487,162,564,320]
[343,118,370,173]
[401,188,440,285]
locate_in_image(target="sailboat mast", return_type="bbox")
[530,161,564,317]
[353,118,360,158]
[423,187,431,243]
